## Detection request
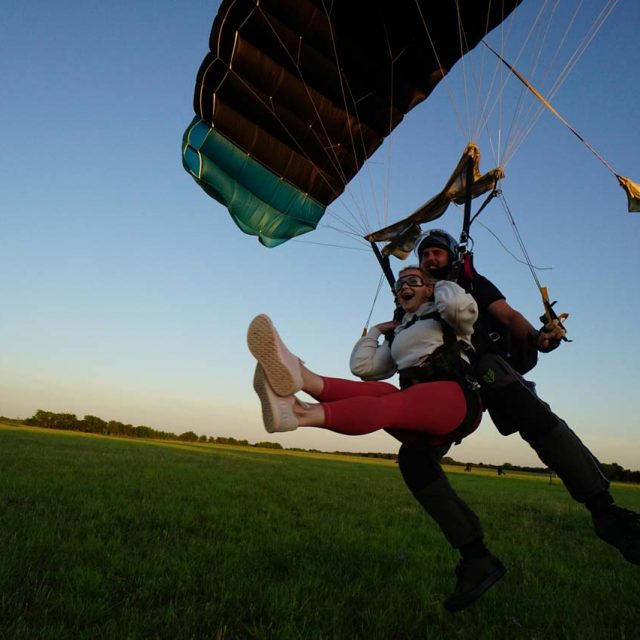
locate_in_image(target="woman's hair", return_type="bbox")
[398,265,436,285]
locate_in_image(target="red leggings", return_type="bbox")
[313,376,478,437]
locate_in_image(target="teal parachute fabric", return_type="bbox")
[182,0,522,247]
[182,117,324,247]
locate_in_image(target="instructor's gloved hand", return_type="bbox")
[537,319,566,352]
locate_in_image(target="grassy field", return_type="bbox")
[1,424,639,639]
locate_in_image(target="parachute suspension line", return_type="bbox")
[466,0,523,164]
[469,187,501,228]
[471,7,515,167]
[452,0,514,144]
[225,65,364,236]
[496,190,543,291]
[362,273,387,336]
[470,14,505,154]
[497,1,553,166]
[518,0,618,167]
[481,0,618,168]
[291,237,371,252]
[316,224,372,242]
[545,0,618,103]
[411,0,466,138]
[453,1,473,142]
[251,5,371,238]
[496,190,568,331]
[330,20,400,238]
[370,241,397,296]
[381,22,397,234]
[459,153,476,250]
[484,42,620,178]
[255,5,352,189]
[452,0,508,143]
[474,0,549,168]
[319,0,379,235]
[475,218,552,270]
[333,78,376,234]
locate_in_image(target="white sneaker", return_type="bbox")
[253,365,299,433]
[247,314,303,396]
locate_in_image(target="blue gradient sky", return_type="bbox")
[2,1,639,468]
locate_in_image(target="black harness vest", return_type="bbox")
[391,310,482,445]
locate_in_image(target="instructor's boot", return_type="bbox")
[593,506,640,566]
[443,554,506,613]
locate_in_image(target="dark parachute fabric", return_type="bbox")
[182,0,522,246]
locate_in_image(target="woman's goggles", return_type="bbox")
[394,275,431,292]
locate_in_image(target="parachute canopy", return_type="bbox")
[182,0,521,247]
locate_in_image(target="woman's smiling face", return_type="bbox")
[395,268,434,313]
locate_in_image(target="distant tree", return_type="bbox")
[254,441,283,449]
[602,462,640,483]
[134,425,155,439]
[82,415,107,434]
[107,420,125,436]
[17,409,640,483]
[31,410,79,431]
[0,416,26,426]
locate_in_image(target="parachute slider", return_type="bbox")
[364,144,503,258]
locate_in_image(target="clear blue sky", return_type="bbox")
[2,1,638,469]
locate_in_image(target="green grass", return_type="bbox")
[1,425,639,639]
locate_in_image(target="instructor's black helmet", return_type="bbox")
[415,229,459,261]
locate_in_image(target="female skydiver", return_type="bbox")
[246,267,481,444]
[247,266,507,613]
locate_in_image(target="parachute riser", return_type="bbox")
[451,154,481,280]
[370,241,397,296]
[459,154,475,253]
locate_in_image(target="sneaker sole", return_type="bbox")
[248,314,300,396]
[443,562,507,613]
[253,365,277,433]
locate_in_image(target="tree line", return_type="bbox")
[3,411,639,483]
[6,410,284,450]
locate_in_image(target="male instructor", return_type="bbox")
[397,228,639,612]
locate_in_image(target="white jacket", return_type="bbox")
[349,280,478,381]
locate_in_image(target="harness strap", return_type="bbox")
[391,307,481,445]
[398,341,481,446]
[398,310,458,344]
[400,310,442,331]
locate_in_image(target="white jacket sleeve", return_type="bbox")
[349,326,397,380]
[434,280,478,337]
